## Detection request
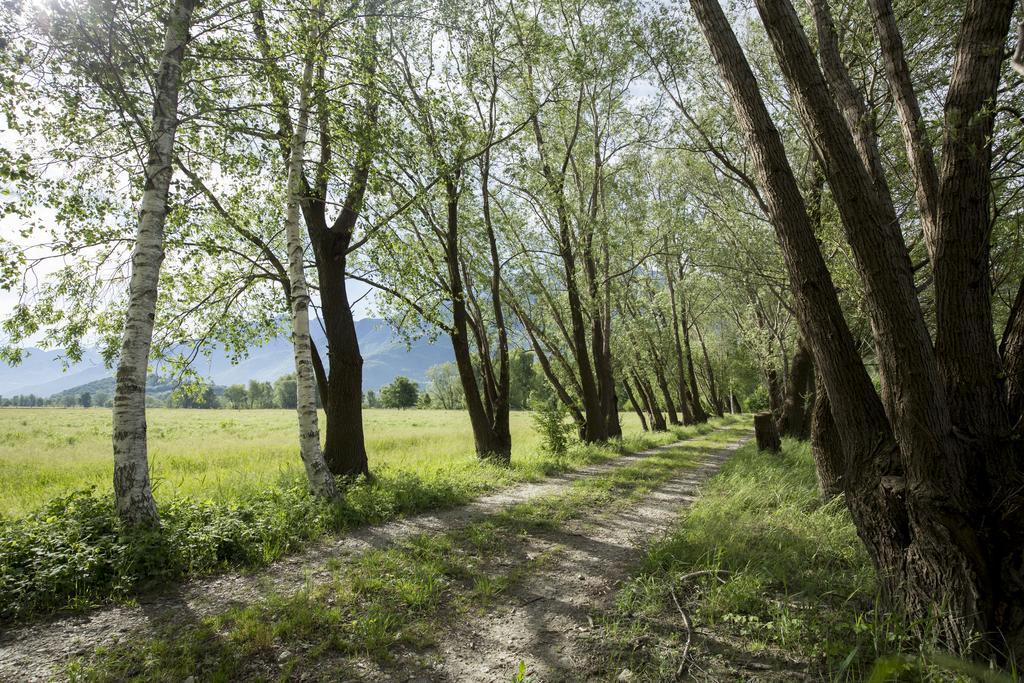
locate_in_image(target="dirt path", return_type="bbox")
[372,436,750,682]
[0,429,743,682]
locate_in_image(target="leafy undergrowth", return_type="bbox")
[64,425,750,682]
[595,439,1018,682]
[0,417,735,623]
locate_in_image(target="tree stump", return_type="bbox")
[754,412,781,452]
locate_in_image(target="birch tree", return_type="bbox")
[284,1,338,499]
[112,0,197,526]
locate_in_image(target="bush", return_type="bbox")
[745,383,769,412]
[0,466,491,621]
[529,392,573,456]
[0,483,339,620]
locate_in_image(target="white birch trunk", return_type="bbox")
[112,0,196,526]
[285,15,339,499]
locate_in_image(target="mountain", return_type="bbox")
[0,318,453,397]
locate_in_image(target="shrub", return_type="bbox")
[529,393,573,457]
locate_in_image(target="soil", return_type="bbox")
[367,436,752,682]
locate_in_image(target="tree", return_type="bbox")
[247,380,273,409]
[250,0,382,479]
[687,0,1024,659]
[80,392,92,408]
[108,0,197,527]
[364,390,379,409]
[426,362,465,410]
[280,1,337,499]
[508,350,537,411]
[274,375,298,410]
[224,384,248,410]
[380,376,419,409]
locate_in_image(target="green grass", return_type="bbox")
[594,439,1020,682]
[65,424,751,682]
[0,409,737,621]
[0,408,647,518]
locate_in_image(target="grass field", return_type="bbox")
[0,408,652,518]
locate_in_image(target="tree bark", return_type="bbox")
[754,412,780,452]
[778,336,814,440]
[811,371,844,499]
[811,0,896,207]
[112,0,196,527]
[933,0,1015,440]
[283,13,339,499]
[666,261,697,425]
[1001,277,1024,421]
[863,0,940,257]
[679,281,709,423]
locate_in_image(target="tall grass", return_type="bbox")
[0,408,652,517]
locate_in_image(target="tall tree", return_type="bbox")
[112,0,197,526]
[283,1,338,499]
[688,0,1024,659]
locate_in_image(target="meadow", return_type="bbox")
[0,408,651,518]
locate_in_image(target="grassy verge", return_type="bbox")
[0,417,736,622]
[594,439,1019,682]
[65,425,750,682]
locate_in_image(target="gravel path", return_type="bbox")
[395,436,751,682]
[0,429,743,682]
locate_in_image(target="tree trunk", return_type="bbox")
[679,285,709,423]
[593,315,621,438]
[444,177,512,462]
[694,321,724,416]
[283,16,338,499]
[689,0,911,630]
[666,263,697,425]
[634,373,666,432]
[478,141,513,462]
[811,372,843,499]
[111,0,196,527]
[654,366,681,426]
[754,412,780,452]
[778,336,814,440]
[863,0,940,257]
[1001,277,1024,420]
[622,378,649,432]
[313,237,369,478]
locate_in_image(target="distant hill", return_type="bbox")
[0,318,453,397]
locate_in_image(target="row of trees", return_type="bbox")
[2,0,753,507]
[0,393,102,408]
[4,0,1022,664]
